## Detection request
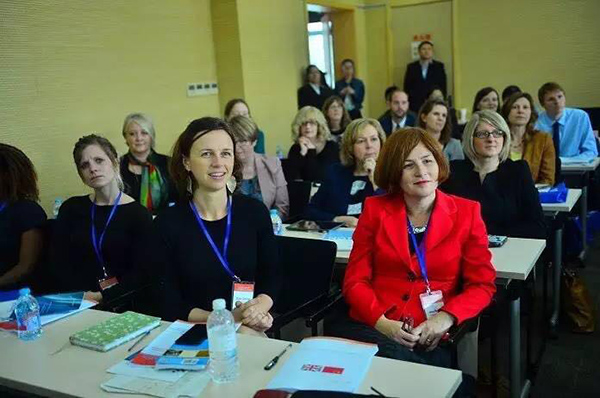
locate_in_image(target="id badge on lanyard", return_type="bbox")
[232,281,255,308]
[91,192,122,291]
[190,197,252,308]
[408,217,444,319]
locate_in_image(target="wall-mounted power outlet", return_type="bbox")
[186,82,219,97]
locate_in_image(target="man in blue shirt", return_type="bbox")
[535,82,598,161]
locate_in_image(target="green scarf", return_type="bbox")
[128,151,168,213]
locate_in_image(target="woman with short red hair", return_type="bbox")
[336,128,496,368]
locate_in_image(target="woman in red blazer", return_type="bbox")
[339,127,496,367]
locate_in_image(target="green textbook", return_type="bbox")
[70,311,160,352]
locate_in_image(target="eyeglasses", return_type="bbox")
[474,130,504,139]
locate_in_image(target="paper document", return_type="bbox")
[101,371,210,398]
[130,321,194,366]
[267,337,378,393]
[323,228,354,251]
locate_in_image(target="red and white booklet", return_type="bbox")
[266,337,378,393]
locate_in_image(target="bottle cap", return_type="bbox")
[18,287,31,296]
[270,209,278,216]
[212,298,226,311]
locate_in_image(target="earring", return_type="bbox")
[186,174,193,195]
[226,176,237,193]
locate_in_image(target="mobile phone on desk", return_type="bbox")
[488,235,508,247]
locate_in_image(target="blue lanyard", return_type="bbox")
[407,217,431,293]
[188,197,240,282]
[91,192,122,277]
[0,202,6,213]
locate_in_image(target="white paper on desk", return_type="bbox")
[267,337,378,393]
[130,321,194,366]
[107,360,185,383]
[561,157,594,165]
[101,371,210,398]
[0,299,95,326]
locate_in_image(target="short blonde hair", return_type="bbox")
[122,113,156,149]
[291,106,331,143]
[229,115,258,143]
[340,118,386,167]
[462,110,511,163]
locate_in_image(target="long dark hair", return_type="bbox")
[170,117,242,199]
[417,99,452,145]
[0,144,39,203]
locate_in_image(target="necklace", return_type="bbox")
[410,224,428,234]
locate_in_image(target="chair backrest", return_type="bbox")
[286,180,313,221]
[273,236,337,314]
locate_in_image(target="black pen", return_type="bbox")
[128,331,150,352]
[370,386,387,397]
[264,343,292,370]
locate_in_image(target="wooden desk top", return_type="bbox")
[0,310,461,398]
[541,188,582,213]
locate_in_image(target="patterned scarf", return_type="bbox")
[127,151,167,213]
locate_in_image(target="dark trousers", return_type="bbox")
[328,314,452,368]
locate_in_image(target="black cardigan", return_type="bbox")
[119,153,178,215]
[441,159,546,239]
[155,195,281,321]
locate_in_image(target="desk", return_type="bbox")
[542,188,582,334]
[561,158,600,256]
[491,238,546,398]
[0,309,462,398]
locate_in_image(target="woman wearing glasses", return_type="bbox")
[442,110,546,239]
[229,115,289,219]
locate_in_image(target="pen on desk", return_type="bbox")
[264,343,292,370]
[370,386,387,397]
[128,331,150,352]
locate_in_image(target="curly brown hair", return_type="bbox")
[0,144,39,203]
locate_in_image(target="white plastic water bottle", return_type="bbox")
[275,145,284,160]
[270,209,283,235]
[207,298,239,383]
[52,198,63,218]
[14,288,42,341]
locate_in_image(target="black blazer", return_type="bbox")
[403,60,447,113]
[297,84,335,110]
[378,111,417,136]
[441,159,546,239]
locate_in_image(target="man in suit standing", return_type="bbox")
[378,86,416,137]
[403,41,447,113]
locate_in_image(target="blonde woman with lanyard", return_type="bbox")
[156,117,279,335]
[50,135,154,304]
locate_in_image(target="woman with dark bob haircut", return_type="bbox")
[331,128,496,371]
[472,87,500,114]
[50,135,155,304]
[0,144,46,289]
[155,117,280,336]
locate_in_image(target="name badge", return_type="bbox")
[99,276,119,291]
[231,281,255,308]
[419,290,444,319]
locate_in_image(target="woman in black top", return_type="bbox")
[0,144,46,289]
[50,135,154,304]
[156,117,279,334]
[305,118,385,227]
[442,110,546,239]
[119,113,177,215]
[297,65,335,110]
[287,106,340,182]
[322,95,352,143]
